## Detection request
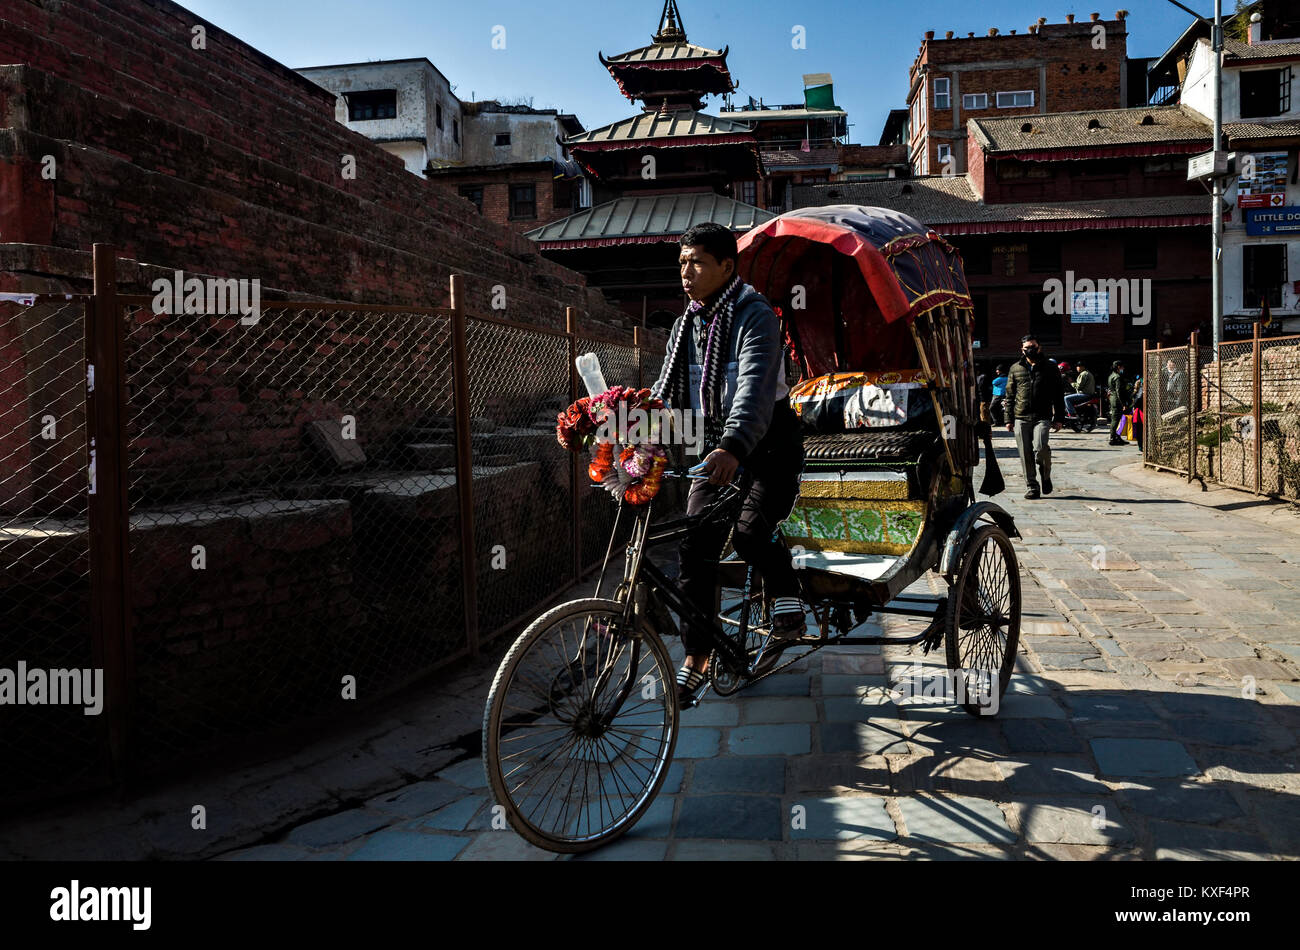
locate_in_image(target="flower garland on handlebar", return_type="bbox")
[555,385,669,506]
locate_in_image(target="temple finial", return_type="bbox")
[653,0,687,43]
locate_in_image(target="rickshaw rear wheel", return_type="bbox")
[944,524,1021,717]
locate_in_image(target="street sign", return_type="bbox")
[1245,206,1300,235]
[1237,151,1288,208]
[1069,292,1109,324]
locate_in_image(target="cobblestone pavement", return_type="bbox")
[5,430,1298,861]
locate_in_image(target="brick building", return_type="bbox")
[717,75,849,212]
[907,12,1142,176]
[795,104,1213,362]
[426,102,590,237]
[1163,0,1300,336]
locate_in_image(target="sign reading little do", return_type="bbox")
[1245,206,1300,236]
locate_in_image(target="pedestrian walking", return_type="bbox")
[1107,360,1131,446]
[1004,335,1066,499]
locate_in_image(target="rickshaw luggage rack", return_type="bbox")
[481,205,1020,854]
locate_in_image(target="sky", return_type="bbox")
[180,0,1207,142]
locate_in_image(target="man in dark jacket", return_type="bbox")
[1107,361,1131,446]
[651,222,805,707]
[1004,334,1066,499]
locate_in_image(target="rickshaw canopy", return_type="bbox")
[737,204,974,377]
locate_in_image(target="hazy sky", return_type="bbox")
[180,0,1203,142]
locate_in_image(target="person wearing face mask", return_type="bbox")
[1004,334,1066,499]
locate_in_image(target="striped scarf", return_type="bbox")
[652,275,743,454]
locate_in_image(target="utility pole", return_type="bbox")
[1211,0,1223,358]
[1166,0,1225,357]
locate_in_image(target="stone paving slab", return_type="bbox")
[7,431,1300,863]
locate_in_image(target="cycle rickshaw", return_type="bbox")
[481,205,1020,853]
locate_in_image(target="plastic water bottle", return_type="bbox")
[575,353,608,397]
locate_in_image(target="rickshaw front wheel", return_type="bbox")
[944,524,1021,717]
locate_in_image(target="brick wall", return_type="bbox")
[958,227,1210,359]
[909,17,1130,174]
[0,0,631,334]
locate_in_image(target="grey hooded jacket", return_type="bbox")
[653,283,790,461]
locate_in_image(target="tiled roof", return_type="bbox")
[524,194,773,244]
[970,105,1211,152]
[791,177,1210,228]
[761,147,840,167]
[602,41,726,65]
[1225,120,1300,140]
[567,110,754,145]
[1224,37,1300,60]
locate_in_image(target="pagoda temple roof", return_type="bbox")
[600,41,729,67]
[524,193,774,249]
[567,110,756,148]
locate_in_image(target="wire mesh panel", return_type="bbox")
[1144,345,1191,474]
[122,301,464,773]
[1258,334,1300,501]
[464,319,574,640]
[0,298,108,804]
[1199,340,1256,491]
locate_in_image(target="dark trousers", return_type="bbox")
[677,400,804,657]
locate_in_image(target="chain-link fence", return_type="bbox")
[1,265,673,805]
[121,299,467,772]
[1145,334,1300,503]
[0,297,109,804]
[1143,344,1192,475]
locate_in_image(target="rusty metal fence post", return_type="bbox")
[449,275,480,657]
[1252,320,1263,495]
[86,244,133,786]
[1187,330,1198,483]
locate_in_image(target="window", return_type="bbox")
[1123,236,1157,270]
[494,132,512,147]
[1243,243,1287,308]
[1124,288,1156,343]
[963,93,988,110]
[346,90,397,121]
[458,185,483,214]
[1240,67,1292,119]
[553,179,579,211]
[1028,240,1061,274]
[453,119,459,144]
[936,144,952,169]
[509,183,536,219]
[1028,291,1062,344]
[436,103,444,131]
[996,90,1035,108]
[933,77,950,110]
[740,181,758,205]
[960,241,992,275]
